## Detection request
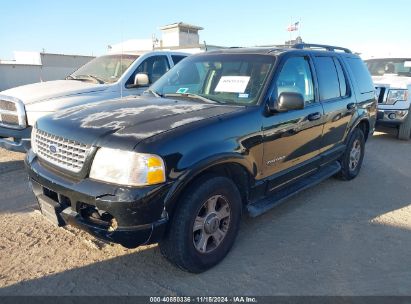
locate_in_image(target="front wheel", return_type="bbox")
[337,128,365,181]
[159,175,242,273]
[398,110,411,140]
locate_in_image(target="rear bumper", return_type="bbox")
[377,109,408,125]
[25,151,171,248]
[0,126,32,152]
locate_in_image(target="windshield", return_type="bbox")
[150,54,275,105]
[70,54,139,83]
[365,58,411,77]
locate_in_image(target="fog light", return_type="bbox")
[388,113,397,120]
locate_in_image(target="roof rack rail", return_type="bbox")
[292,43,352,53]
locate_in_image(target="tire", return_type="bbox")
[337,128,365,181]
[159,175,242,273]
[398,110,411,140]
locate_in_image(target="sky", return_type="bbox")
[1,0,410,59]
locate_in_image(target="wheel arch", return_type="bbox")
[348,116,371,142]
[163,155,255,219]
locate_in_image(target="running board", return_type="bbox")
[247,161,341,217]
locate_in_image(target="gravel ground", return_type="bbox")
[0,126,410,296]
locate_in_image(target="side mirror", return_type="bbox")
[268,92,305,113]
[133,73,149,87]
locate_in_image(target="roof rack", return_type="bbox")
[292,43,352,53]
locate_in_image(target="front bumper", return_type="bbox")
[376,109,408,125]
[25,151,170,248]
[0,126,32,152]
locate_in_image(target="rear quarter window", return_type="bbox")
[345,58,374,94]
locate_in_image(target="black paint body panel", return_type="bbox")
[25,47,377,247]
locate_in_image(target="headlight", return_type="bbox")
[0,97,27,129]
[89,148,166,186]
[31,127,38,154]
[386,89,408,105]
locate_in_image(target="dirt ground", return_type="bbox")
[0,126,410,296]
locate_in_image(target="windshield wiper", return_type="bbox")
[145,89,163,98]
[164,93,219,104]
[65,75,76,80]
[74,74,105,84]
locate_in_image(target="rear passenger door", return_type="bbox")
[313,55,356,160]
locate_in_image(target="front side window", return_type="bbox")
[71,55,138,84]
[276,56,315,104]
[126,55,170,87]
[150,54,275,105]
[171,55,187,65]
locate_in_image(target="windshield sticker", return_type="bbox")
[404,61,411,68]
[176,88,189,94]
[215,76,250,93]
[238,93,249,98]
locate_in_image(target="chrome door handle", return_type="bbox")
[307,112,322,121]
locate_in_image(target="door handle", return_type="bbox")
[307,112,322,121]
[347,103,357,110]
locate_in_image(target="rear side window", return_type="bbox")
[346,58,374,94]
[334,58,349,97]
[171,55,187,65]
[314,57,340,101]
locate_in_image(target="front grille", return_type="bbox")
[33,128,93,173]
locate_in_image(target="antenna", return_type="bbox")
[120,31,124,99]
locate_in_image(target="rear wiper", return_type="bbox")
[74,74,105,84]
[164,93,219,104]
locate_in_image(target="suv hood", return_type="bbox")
[372,75,411,89]
[0,80,111,105]
[36,96,243,150]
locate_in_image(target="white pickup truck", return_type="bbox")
[365,58,411,140]
[0,51,188,152]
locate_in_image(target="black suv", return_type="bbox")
[25,44,377,273]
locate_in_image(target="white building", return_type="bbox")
[1,22,226,91]
[109,22,225,55]
[0,52,94,91]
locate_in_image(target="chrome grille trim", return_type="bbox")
[33,128,93,173]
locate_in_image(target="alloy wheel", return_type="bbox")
[192,195,231,254]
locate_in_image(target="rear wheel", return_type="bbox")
[159,175,242,273]
[398,109,411,140]
[337,128,365,180]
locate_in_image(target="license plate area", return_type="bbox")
[37,194,65,226]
